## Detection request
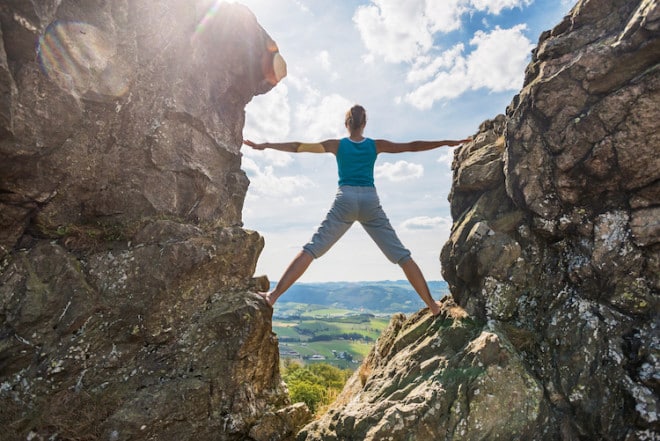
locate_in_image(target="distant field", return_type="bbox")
[273,306,391,369]
[271,281,449,370]
[272,280,448,316]
[273,310,391,369]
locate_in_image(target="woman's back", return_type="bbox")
[336,137,377,187]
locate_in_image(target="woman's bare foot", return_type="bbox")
[257,291,274,307]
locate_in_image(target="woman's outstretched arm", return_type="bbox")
[375,138,471,154]
[243,139,340,154]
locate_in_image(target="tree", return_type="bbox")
[287,380,325,414]
[281,362,352,415]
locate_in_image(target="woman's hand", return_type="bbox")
[243,139,266,150]
[448,138,472,146]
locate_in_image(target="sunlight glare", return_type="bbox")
[37,21,130,98]
[194,0,224,37]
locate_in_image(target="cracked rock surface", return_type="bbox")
[1,1,308,440]
[301,1,658,439]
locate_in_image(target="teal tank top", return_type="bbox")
[336,137,377,187]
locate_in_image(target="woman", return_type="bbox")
[243,105,470,316]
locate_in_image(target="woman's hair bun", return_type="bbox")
[345,105,366,131]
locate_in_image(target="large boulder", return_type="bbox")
[0,0,285,258]
[300,0,659,439]
[445,0,659,438]
[0,1,307,440]
[299,300,548,441]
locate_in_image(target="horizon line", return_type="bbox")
[270,279,448,284]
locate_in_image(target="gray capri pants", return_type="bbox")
[302,186,412,264]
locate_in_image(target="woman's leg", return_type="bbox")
[260,250,314,306]
[360,189,441,316]
[400,258,441,316]
[260,188,355,306]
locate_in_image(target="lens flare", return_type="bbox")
[192,0,287,87]
[37,21,130,98]
[194,0,224,37]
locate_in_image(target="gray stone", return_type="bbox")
[310,1,659,440]
[298,301,547,441]
[2,0,658,440]
[0,1,307,440]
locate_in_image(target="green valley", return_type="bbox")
[272,281,449,369]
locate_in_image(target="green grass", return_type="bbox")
[276,302,361,318]
[311,340,374,357]
[275,308,391,370]
[280,340,373,369]
[273,318,389,342]
[272,323,308,340]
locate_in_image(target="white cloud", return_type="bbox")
[466,24,533,91]
[243,157,314,201]
[375,160,424,182]
[352,1,536,109]
[353,0,435,63]
[251,75,349,140]
[471,0,533,15]
[406,44,464,84]
[436,149,456,167]
[243,85,294,168]
[424,0,469,33]
[244,82,291,141]
[313,50,340,81]
[404,25,533,109]
[401,215,452,231]
[296,93,353,139]
[286,73,321,106]
[293,0,310,13]
[244,147,293,168]
[316,50,331,70]
[404,58,468,108]
[241,156,260,175]
[353,0,533,64]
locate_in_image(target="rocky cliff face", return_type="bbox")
[1,1,308,440]
[300,0,659,440]
[2,0,658,440]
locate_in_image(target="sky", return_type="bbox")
[236,0,575,283]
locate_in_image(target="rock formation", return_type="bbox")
[1,1,308,440]
[299,0,659,439]
[2,0,658,439]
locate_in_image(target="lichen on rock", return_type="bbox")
[298,301,547,441]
